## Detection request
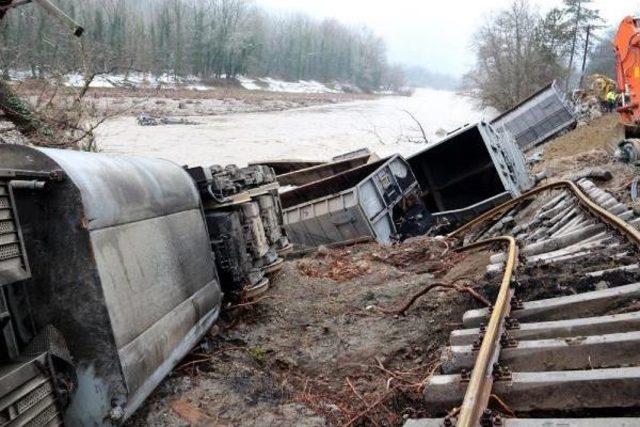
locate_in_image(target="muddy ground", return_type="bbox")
[14,82,375,118]
[128,238,492,426]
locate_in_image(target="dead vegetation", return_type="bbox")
[0,76,139,150]
[124,109,640,427]
[128,237,493,427]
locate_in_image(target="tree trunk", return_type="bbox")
[566,0,583,91]
[0,79,52,142]
[0,79,39,135]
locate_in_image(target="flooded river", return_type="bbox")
[96,88,494,167]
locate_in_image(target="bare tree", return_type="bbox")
[464,0,569,111]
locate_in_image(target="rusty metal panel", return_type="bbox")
[248,159,324,175]
[276,154,373,187]
[408,122,531,214]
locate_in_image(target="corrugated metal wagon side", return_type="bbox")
[491,80,577,150]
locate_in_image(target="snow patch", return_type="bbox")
[8,70,218,91]
[8,70,348,94]
[238,76,342,94]
[236,76,263,91]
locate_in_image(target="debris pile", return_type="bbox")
[297,246,375,282]
[368,237,458,276]
[296,237,461,283]
[137,112,201,126]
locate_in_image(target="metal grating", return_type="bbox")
[16,383,53,414]
[0,181,30,284]
[24,402,60,427]
[0,363,60,427]
[0,221,15,235]
[0,243,20,261]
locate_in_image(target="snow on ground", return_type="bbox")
[9,70,345,94]
[63,72,216,90]
[236,76,342,93]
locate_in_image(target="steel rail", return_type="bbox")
[455,236,518,427]
[448,181,640,426]
[449,180,640,246]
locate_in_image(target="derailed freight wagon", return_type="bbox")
[281,155,421,247]
[0,146,222,425]
[491,80,577,150]
[186,163,290,299]
[408,121,532,223]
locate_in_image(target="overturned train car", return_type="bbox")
[408,121,532,224]
[281,155,422,247]
[0,146,222,425]
[186,163,289,298]
[491,80,577,150]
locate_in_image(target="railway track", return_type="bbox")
[407,179,640,427]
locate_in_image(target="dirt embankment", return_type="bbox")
[128,238,492,427]
[15,82,376,119]
[541,114,623,160]
[533,113,637,203]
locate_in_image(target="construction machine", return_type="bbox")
[587,74,618,104]
[614,16,640,162]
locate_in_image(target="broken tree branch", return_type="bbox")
[342,387,398,427]
[380,279,491,316]
[402,109,429,144]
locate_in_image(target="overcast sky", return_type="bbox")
[257,0,639,76]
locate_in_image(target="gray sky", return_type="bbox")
[257,0,639,76]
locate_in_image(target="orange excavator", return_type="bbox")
[614,16,640,162]
[615,17,640,134]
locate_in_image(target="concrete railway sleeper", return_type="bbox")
[406,180,640,426]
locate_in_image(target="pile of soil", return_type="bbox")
[533,114,637,204]
[128,237,493,426]
[540,114,623,160]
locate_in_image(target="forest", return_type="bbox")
[0,0,404,92]
[0,0,621,108]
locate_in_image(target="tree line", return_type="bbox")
[465,0,605,111]
[0,0,402,92]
